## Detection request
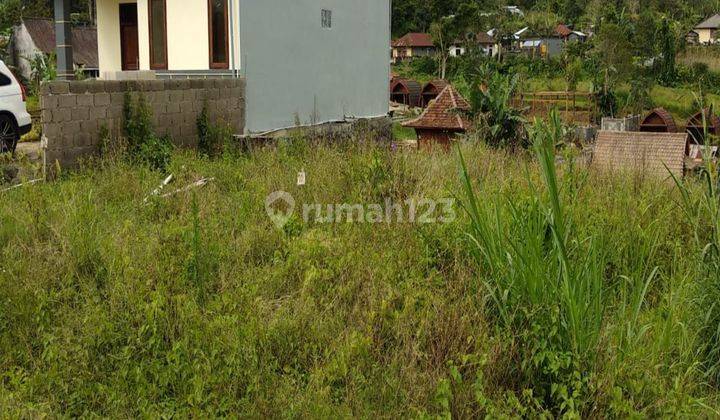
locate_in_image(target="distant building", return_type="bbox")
[693,14,720,44]
[555,24,587,43]
[391,33,436,64]
[449,32,498,58]
[686,30,700,45]
[517,24,585,58]
[10,18,99,80]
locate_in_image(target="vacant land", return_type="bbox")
[1,140,720,417]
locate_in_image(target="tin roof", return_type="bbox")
[22,18,98,69]
[403,85,471,131]
[593,131,688,179]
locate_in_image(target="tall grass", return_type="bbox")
[0,136,719,416]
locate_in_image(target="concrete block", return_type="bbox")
[72,107,90,120]
[110,92,125,104]
[43,123,61,139]
[106,106,124,119]
[169,90,184,102]
[52,108,71,123]
[61,121,81,138]
[76,94,94,107]
[104,80,125,93]
[190,79,204,89]
[49,82,70,95]
[89,107,107,120]
[182,90,196,101]
[94,93,111,106]
[69,82,88,94]
[166,102,180,114]
[180,101,194,114]
[148,80,165,91]
[177,79,192,90]
[86,80,105,93]
[59,95,77,108]
[80,119,98,134]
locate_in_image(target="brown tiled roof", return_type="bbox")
[476,32,495,44]
[640,108,678,133]
[686,109,720,132]
[392,33,434,48]
[555,24,573,37]
[391,78,422,95]
[593,131,688,179]
[421,80,448,96]
[403,85,471,131]
[23,18,98,69]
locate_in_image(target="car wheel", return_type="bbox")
[0,115,18,155]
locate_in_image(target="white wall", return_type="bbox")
[11,24,40,80]
[97,0,216,74]
[97,0,124,73]
[238,0,391,133]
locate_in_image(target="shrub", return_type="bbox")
[197,103,232,158]
[122,92,173,171]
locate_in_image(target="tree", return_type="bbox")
[657,18,677,86]
[429,15,460,80]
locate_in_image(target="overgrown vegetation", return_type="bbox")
[1,134,720,416]
[119,92,173,171]
[196,103,232,158]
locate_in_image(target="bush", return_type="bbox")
[122,92,173,171]
[410,56,437,76]
[197,104,232,158]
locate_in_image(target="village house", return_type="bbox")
[449,32,498,58]
[517,24,585,59]
[391,33,436,64]
[87,0,390,133]
[692,14,720,45]
[10,18,99,80]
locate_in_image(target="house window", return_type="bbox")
[148,0,167,69]
[208,0,229,69]
[322,9,332,28]
[0,74,10,86]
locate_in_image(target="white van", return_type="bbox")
[0,60,32,154]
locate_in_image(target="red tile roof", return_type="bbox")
[392,33,434,48]
[555,24,573,37]
[402,85,471,131]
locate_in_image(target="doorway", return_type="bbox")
[120,3,139,71]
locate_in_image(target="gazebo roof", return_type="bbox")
[403,85,471,131]
[640,108,678,133]
[421,80,449,95]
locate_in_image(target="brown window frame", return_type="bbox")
[148,0,168,70]
[207,0,229,69]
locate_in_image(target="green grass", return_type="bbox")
[1,139,720,417]
[392,122,416,141]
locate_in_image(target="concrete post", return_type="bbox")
[54,0,75,80]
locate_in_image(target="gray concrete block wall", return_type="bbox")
[40,78,246,170]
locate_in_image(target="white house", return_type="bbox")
[693,14,720,45]
[94,0,391,134]
[449,32,498,58]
